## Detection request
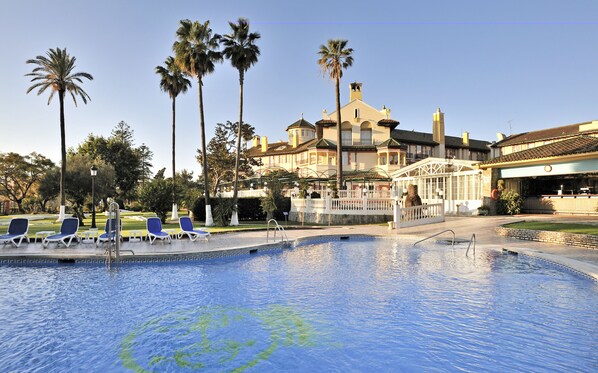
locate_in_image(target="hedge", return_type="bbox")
[191,197,291,222]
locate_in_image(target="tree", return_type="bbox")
[196,121,259,196]
[173,19,222,226]
[77,123,143,205]
[0,152,54,213]
[175,169,201,212]
[136,143,154,188]
[221,17,261,226]
[317,40,353,190]
[139,175,173,223]
[64,153,115,225]
[26,47,93,220]
[37,166,60,212]
[260,177,284,221]
[156,56,192,220]
[111,120,135,145]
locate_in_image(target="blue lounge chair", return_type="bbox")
[0,218,30,248]
[178,216,210,242]
[43,218,79,248]
[96,218,121,247]
[147,217,171,245]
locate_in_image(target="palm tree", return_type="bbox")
[173,19,222,226]
[155,56,191,220]
[317,39,353,190]
[25,48,93,221]
[221,18,260,226]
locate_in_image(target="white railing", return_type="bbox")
[395,203,445,228]
[294,196,395,216]
[337,190,395,199]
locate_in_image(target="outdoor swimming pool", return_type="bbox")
[0,238,596,372]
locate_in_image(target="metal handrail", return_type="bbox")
[106,201,121,265]
[413,229,455,250]
[266,219,288,243]
[465,234,476,257]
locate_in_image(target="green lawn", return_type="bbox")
[0,212,304,238]
[505,221,598,236]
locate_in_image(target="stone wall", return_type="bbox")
[496,226,598,249]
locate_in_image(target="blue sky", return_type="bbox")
[2,0,597,176]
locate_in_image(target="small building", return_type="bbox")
[478,120,598,214]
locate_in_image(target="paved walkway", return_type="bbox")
[2,215,597,279]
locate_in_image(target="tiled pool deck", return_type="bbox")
[2,215,597,280]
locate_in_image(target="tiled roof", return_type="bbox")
[495,121,598,147]
[246,138,317,156]
[479,136,598,166]
[314,119,336,127]
[307,138,336,150]
[377,138,407,149]
[377,119,400,129]
[286,118,315,131]
[392,129,490,151]
[445,136,491,152]
[392,129,437,145]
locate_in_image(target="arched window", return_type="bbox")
[354,108,359,118]
[360,122,372,145]
[341,122,352,145]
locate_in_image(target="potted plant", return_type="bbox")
[477,205,490,216]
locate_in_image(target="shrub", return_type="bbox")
[192,196,291,222]
[497,189,524,215]
[213,195,235,227]
[138,178,172,222]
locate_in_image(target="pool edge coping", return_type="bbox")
[2,232,597,282]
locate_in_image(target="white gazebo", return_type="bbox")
[391,157,484,215]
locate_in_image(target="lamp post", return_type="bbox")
[90,165,98,229]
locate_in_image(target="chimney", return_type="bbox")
[462,131,469,146]
[261,136,268,152]
[496,132,505,142]
[432,108,445,143]
[380,105,391,119]
[432,108,446,158]
[316,123,323,139]
[252,136,260,148]
[349,82,363,101]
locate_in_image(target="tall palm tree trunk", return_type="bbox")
[198,78,213,226]
[58,90,67,221]
[230,72,244,226]
[171,97,178,220]
[335,77,343,190]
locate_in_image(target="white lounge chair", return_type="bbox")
[147,217,171,245]
[178,216,210,242]
[0,218,30,248]
[43,218,79,248]
[96,218,122,247]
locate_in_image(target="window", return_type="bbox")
[354,108,359,118]
[360,128,372,145]
[379,154,387,165]
[389,153,398,165]
[342,129,352,145]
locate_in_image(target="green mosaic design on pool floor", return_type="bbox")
[121,305,315,372]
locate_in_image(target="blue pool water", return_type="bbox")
[0,238,597,372]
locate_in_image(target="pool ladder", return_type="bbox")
[104,202,135,267]
[413,229,455,250]
[105,202,121,266]
[413,230,476,256]
[266,219,288,243]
